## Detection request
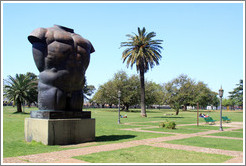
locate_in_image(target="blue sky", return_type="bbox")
[2,2,244,98]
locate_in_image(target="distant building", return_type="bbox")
[150,105,171,109]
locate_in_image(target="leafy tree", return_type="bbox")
[162,75,219,113]
[92,71,140,110]
[92,81,118,108]
[222,98,236,110]
[83,78,96,101]
[121,75,140,111]
[210,92,220,109]
[222,98,230,107]
[26,72,38,80]
[92,71,164,111]
[163,74,195,115]
[145,81,164,107]
[92,71,127,108]
[193,82,218,109]
[4,74,36,112]
[229,79,243,107]
[121,27,163,117]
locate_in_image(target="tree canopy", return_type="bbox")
[229,79,243,107]
[163,74,219,115]
[92,71,164,111]
[83,77,96,101]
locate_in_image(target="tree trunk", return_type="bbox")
[121,105,125,111]
[175,109,179,115]
[17,101,22,112]
[139,69,147,117]
[126,105,129,112]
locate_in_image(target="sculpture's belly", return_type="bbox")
[39,69,84,92]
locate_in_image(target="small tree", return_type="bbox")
[163,74,195,115]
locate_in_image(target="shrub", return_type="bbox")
[159,122,165,128]
[165,121,176,129]
[159,121,176,129]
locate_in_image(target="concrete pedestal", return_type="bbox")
[25,118,95,145]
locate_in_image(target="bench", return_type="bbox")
[222,116,231,123]
[203,117,216,125]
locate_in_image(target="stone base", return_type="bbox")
[30,110,91,119]
[25,118,95,145]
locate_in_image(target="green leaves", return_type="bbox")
[83,79,96,101]
[120,27,163,73]
[92,71,139,109]
[228,79,243,106]
[163,74,219,114]
[92,71,164,110]
[3,73,38,112]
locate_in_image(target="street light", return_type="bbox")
[219,86,224,131]
[118,90,121,124]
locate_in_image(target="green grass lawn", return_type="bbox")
[143,127,207,134]
[165,136,243,151]
[234,128,243,132]
[208,131,243,138]
[180,125,229,130]
[3,107,69,157]
[126,122,161,126]
[3,107,171,157]
[3,106,243,161]
[142,124,232,134]
[73,145,233,163]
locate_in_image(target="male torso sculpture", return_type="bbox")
[28,25,95,113]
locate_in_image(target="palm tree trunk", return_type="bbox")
[140,69,147,117]
[17,101,22,112]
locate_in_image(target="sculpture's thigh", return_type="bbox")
[69,90,83,111]
[38,82,66,110]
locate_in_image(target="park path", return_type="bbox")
[3,122,244,164]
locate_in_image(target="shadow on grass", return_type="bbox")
[96,135,136,142]
[13,111,30,114]
[151,116,184,118]
[124,110,165,113]
[182,110,212,113]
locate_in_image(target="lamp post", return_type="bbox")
[118,90,121,124]
[219,86,224,131]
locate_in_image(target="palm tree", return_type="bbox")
[120,27,163,117]
[25,72,38,107]
[4,74,36,112]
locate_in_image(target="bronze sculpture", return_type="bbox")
[28,25,95,118]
